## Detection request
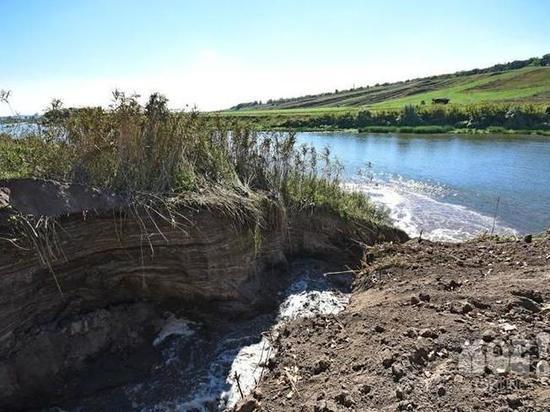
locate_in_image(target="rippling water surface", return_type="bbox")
[296,132,550,241]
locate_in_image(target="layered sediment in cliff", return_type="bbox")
[0,178,406,409]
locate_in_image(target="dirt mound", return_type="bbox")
[246,236,550,411]
[0,178,125,217]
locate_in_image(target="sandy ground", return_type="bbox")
[236,235,550,412]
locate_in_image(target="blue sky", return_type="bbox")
[1,0,549,114]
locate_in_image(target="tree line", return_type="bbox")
[279,104,550,130]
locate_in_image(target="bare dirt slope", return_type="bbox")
[240,235,550,412]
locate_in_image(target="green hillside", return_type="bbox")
[228,55,550,112]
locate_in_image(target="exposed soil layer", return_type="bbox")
[0,178,406,410]
[244,235,550,412]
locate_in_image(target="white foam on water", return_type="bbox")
[144,268,351,412]
[153,314,196,347]
[216,272,349,409]
[220,338,272,409]
[278,279,349,321]
[343,177,518,242]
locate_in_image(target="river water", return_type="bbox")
[295,131,550,241]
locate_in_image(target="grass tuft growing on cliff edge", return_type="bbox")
[0,92,388,227]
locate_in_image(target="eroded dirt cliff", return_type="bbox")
[0,178,406,410]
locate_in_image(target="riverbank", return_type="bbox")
[252,125,550,137]
[217,101,550,137]
[241,234,550,411]
[0,95,406,410]
[0,178,406,410]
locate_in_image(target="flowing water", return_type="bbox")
[296,131,550,241]
[121,260,350,412]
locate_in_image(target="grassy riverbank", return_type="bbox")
[220,57,550,136]
[359,125,550,136]
[0,93,387,226]
[215,102,550,136]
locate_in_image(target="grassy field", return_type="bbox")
[370,67,550,109]
[221,66,550,118]
[215,65,550,133]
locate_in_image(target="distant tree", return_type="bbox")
[355,110,373,127]
[397,105,422,126]
[145,92,169,119]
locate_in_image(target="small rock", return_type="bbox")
[482,329,495,342]
[314,400,337,412]
[382,349,395,368]
[396,387,405,400]
[409,346,429,366]
[419,292,431,302]
[523,234,532,243]
[392,363,405,382]
[397,400,414,411]
[512,289,543,303]
[312,358,331,374]
[443,279,462,291]
[437,386,446,396]
[404,328,418,338]
[352,363,365,371]
[235,398,259,412]
[420,328,438,339]
[410,296,420,305]
[359,383,371,394]
[506,394,523,409]
[334,391,354,407]
[514,296,541,313]
[461,302,474,314]
[501,323,517,332]
[374,324,385,333]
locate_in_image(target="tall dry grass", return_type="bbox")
[0,92,387,225]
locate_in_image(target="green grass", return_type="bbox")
[222,67,550,116]
[358,125,455,134]
[216,106,361,117]
[356,125,550,136]
[371,67,550,109]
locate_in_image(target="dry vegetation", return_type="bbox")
[0,92,387,226]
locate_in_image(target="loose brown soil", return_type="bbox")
[239,235,550,412]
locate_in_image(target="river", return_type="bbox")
[295,131,550,241]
